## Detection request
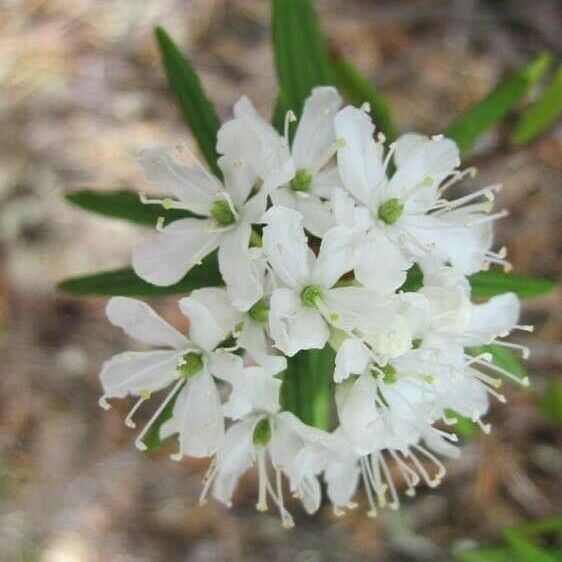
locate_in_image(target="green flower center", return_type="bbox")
[210,199,236,226]
[178,352,203,378]
[300,284,324,308]
[248,298,269,323]
[290,168,313,193]
[381,364,397,384]
[377,198,404,225]
[252,418,271,447]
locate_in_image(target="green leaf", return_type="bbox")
[330,55,397,141]
[468,270,556,299]
[502,529,557,562]
[58,252,222,297]
[271,0,333,121]
[472,344,529,384]
[281,345,335,430]
[155,26,221,177]
[400,263,424,292]
[512,63,562,145]
[445,52,552,153]
[65,189,193,226]
[536,378,562,425]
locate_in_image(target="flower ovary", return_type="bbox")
[178,352,203,378]
[381,364,397,384]
[290,168,313,193]
[378,198,404,225]
[300,285,324,308]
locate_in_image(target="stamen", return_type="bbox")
[437,167,477,196]
[378,454,400,510]
[359,458,378,518]
[139,192,188,211]
[134,378,184,451]
[310,137,347,174]
[256,448,269,512]
[199,458,218,506]
[98,395,111,410]
[125,393,150,428]
[283,110,297,147]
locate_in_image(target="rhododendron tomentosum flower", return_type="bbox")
[295,425,458,518]
[132,147,267,311]
[218,87,344,237]
[331,105,508,291]
[261,205,395,356]
[200,359,327,527]
[99,290,240,458]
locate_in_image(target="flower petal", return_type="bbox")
[354,231,412,295]
[106,297,189,348]
[219,224,265,311]
[312,225,361,288]
[237,319,287,374]
[292,86,342,171]
[334,106,385,206]
[212,351,281,418]
[269,288,329,356]
[132,218,221,286]
[179,288,241,351]
[100,350,180,398]
[212,417,256,506]
[262,206,312,288]
[160,370,224,458]
[218,97,294,192]
[334,338,371,382]
[138,146,220,215]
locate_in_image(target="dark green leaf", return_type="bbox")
[445,52,552,154]
[271,0,333,121]
[58,252,222,297]
[281,345,335,430]
[65,189,193,226]
[155,26,221,177]
[330,55,397,141]
[468,270,556,299]
[512,63,562,145]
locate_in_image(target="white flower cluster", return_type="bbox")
[99,87,530,526]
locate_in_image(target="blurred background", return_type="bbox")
[0,0,561,560]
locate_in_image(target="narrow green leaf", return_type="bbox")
[330,55,397,141]
[155,26,221,177]
[472,344,528,383]
[281,345,335,430]
[512,64,562,145]
[445,52,552,153]
[65,189,193,226]
[503,529,557,562]
[272,0,333,120]
[468,270,556,299]
[58,252,222,297]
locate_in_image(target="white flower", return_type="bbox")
[331,106,507,291]
[199,360,327,526]
[99,290,240,458]
[261,205,388,356]
[132,146,266,311]
[218,88,343,237]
